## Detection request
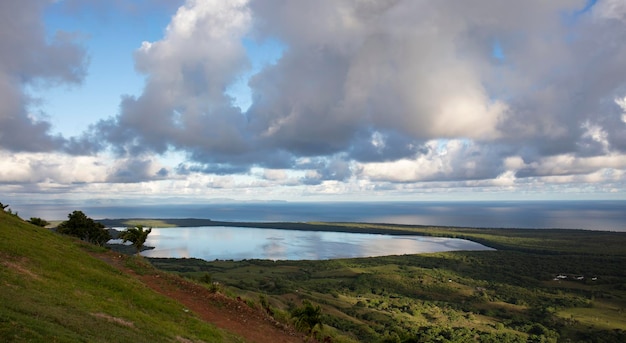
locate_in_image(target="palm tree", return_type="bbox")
[119,225,152,253]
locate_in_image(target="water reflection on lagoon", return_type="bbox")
[140,226,494,261]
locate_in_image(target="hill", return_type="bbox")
[0,210,300,342]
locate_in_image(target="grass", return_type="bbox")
[558,299,626,330]
[98,218,213,228]
[0,211,242,342]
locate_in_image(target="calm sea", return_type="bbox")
[14,200,626,232]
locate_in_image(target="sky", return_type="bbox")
[1,0,626,207]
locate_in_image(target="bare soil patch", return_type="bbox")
[1,253,40,280]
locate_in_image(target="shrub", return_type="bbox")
[291,300,323,335]
[28,217,50,227]
[57,211,111,246]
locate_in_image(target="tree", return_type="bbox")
[0,202,17,217]
[291,300,323,336]
[57,211,111,246]
[119,225,152,253]
[28,217,50,227]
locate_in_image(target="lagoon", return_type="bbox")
[139,226,494,261]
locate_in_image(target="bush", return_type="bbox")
[291,300,323,335]
[200,273,212,284]
[208,282,222,293]
[28,217,50,227]
[57,211,110,246]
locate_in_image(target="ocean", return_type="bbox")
[13,200,626,232]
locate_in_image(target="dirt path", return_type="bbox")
[92,251,306,343]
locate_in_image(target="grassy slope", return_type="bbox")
[0,211,241,343]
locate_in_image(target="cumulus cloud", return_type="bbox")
[617,96,626,123]
[357,139,507,183]
[97,0,253,161]
[515,153,626,178]
[0,150,176,188]
[246,0,509,158]
[0,0,87,152]
[106,157,169,183]
[262,168,287,181]
[4,0,626,199]
[0,151,106,184]
[594,0,626,21]
[87,0,625,187]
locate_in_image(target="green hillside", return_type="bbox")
[0,210,240,342]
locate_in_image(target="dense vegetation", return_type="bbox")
[0,210,241,342]
[147,221,626,342]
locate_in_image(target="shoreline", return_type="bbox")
[98,218,626,256]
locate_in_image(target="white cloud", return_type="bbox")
[90,0,626,183]
[262,169,287,181]
[581,121,610,154]
[0,0,87,152]
[102,0,253,160]
[3,0,626,202]
[0,150,106,184]
[594,0,626,22]
[517,153,626,177]
[616,96,626,123]
[358,139,504,182]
